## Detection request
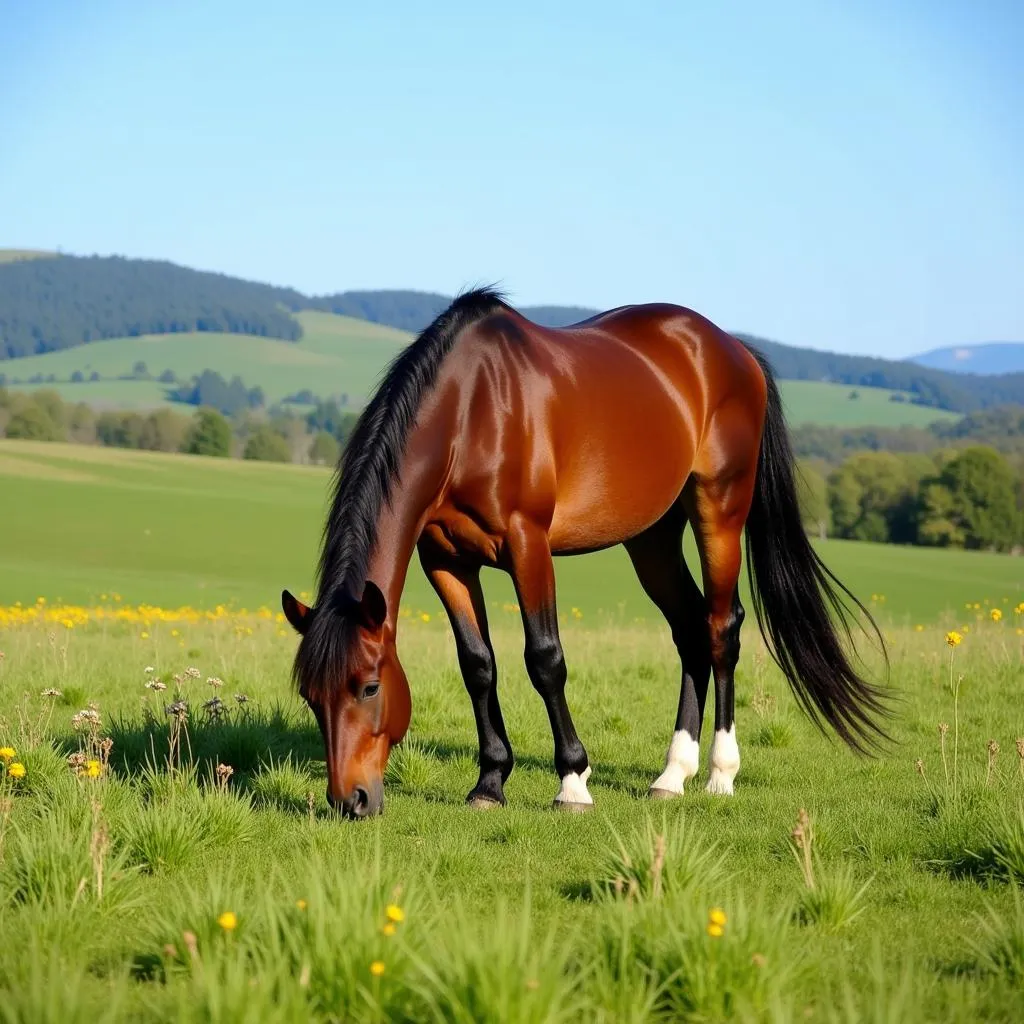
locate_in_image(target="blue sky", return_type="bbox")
[1,0,1021,357]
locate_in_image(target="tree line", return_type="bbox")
[796,447,1022,553]
[3,254,1023,413]
[3,385,1021,554]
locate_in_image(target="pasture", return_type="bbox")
[1,441,1023,1021]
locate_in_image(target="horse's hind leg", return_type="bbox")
[686,466,758,796]
[625,506,711,798]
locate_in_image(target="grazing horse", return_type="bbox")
[282,288,888,818]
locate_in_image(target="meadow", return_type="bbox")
[1,441,1023,1022]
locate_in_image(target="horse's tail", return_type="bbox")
[740,344,891,754]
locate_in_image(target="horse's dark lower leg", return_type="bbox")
[421,555,513,807]
[506,515,591,808]
[624,513,711,797]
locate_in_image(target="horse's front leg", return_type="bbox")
[420,548,514,808]
[505,514,592,811]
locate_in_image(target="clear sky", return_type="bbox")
[1,0,1021,357]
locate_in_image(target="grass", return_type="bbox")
[778,379,959,427]
[1,441,1020,621]
[1,598,1023,1020]
[0,311,409,407]
[3,313,960,428]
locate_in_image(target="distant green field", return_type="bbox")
[778,379,958,427]
[1,311,408,408]
[0,441,1017,623]
[0,248,55,263]
[3,317,961,428]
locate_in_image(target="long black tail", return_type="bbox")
[741,344,891,754]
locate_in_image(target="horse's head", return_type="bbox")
[282,584,411,819]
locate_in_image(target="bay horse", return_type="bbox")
[282,288,888,818]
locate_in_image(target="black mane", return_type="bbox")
[293,286,507,695]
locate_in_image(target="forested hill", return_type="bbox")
[2,252,1023,413]
[734,333,1024,414]
[0,254,600,360]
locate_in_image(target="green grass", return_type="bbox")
[779,380,960,427]
[1,441,1020,623]
[3,313,961,428]
[0,311,408,408]
[0,248,56,264]
[2,440,1024,1019]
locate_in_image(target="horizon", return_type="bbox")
[2,1,1022,360]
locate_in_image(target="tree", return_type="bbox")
[827,451,930,544]
[67,402,96,444]
[139,409,191,452]
[158,369,177,383]
[5,402,63,441]
[918,446,1021,551]
[132,361,150,380]
[308,430,339,466]
[183,408,232,457]
[71,370,85,383]
[243,425,291,463]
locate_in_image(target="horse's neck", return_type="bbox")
[363,442,445,632]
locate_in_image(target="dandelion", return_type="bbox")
[707,922,724,938]
[991,608,1003,622]
[708,908,727,927]
[84,760,102,779]
[217,911,237,931]
[0,747,15,763]
[385,904,405,923]
[370,961,385,977]
[420,613,430,623]
[40,687,62,698]
[296,899,307,911]
[7,763,26,780]
[140,632,149,639]
[382,922,396,937]
[945,631,962,648]
[915,624,924,632]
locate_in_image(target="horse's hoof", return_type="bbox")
[467,795,503,810]
[648,787,682,801]
[552,799,593,813]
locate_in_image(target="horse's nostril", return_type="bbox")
[352,786,370,815]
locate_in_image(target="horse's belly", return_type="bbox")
[547,419,696,553]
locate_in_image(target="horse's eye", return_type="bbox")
[361,682,381,701]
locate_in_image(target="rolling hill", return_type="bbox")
[2,250,1022,420]
[910,342,1024,376]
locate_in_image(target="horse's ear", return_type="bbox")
[357,581,387,634]
[281,589,311,635]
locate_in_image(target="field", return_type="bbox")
[2,441,1024,1022]
[3,319,959,428]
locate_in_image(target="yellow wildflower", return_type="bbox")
[8,762,26,780]
[945,631,962,648]
[382,923,396,937]
[217,911,237,931]
[141,632,149,639]
[296,899,307,911]
[84,760,102,778]
[707,922,724,938]
[0,747,15,763]
[419,613,430,623]
[991,608,1002,622]
[370,960,385,977]
[385,904,405,923]
[708,908,727,927]
[914,624,923,632]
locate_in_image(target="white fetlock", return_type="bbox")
[705,726,740,796]
[649,730,700,796]
[555,764,593,805]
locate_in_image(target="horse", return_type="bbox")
[281,287,889,818]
